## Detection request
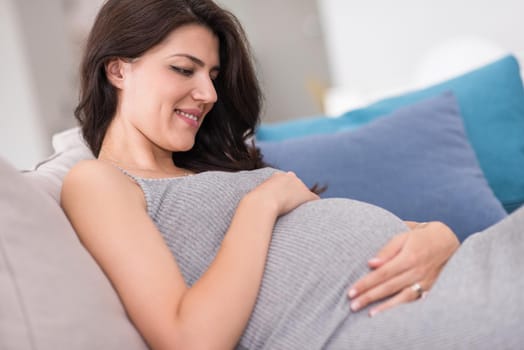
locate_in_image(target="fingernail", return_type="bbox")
[368,257,381,264]
[350,300,360,311]
[348,288,357,298]
[369,309,378,317]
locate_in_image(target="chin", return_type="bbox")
[171,141,195,153]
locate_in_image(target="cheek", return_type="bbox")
[122,70,187,121]
[128,77,166,112]
[144,78,184,109]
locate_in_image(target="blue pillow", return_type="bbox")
[256,55,524,213]
[258,92,507,242]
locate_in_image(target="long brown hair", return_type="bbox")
[75,0,265,172]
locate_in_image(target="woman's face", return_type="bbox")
[116,24,220,153]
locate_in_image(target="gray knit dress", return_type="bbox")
[125,167,524,349]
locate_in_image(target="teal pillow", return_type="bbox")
[256,55,524,212]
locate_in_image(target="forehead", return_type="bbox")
[149,24,220,64]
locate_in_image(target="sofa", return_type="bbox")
[1,55,523,349]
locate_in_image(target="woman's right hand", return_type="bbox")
[250,171,320,216]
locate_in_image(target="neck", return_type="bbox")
[98,116,183,175]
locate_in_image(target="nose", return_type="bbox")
[191,75,218,104]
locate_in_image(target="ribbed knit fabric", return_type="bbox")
[123,167,524,349]
[325,205,524,350]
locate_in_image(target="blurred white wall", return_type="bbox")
[317,0,524,114]
[0,0,47,169]
[1,0,75,169]
[217,0,331,123]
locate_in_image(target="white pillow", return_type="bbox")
[22,127,94,203]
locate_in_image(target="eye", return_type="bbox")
[170,66,194,77]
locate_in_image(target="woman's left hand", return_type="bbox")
[347,221,459,317]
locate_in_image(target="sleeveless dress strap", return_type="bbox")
[109,163,141,182]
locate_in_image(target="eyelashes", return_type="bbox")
[170,65,220,80]
[170,65,194,77]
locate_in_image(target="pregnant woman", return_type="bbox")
[61,0,523,349]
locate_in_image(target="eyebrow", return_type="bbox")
[169,53,220,71]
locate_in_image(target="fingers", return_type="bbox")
[262,171,319,214]
[349,270,414,312]
[403,221,418,229]
[367,232,409,269]
[349,246,413,299]
[368,283,424,317]
[282,171,319,200]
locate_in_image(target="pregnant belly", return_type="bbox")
[239,198,408,349]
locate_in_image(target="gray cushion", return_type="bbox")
[0,156,147,350]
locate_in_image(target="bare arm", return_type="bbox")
[61,162,317,350]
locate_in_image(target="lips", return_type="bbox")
[175,108,202,127]
[175,108,201,121]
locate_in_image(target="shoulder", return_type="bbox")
[61,159,144,211]
[64,159,126,183]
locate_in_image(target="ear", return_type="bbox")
[105,58,129,89]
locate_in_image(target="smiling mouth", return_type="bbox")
[175,109,199,121]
